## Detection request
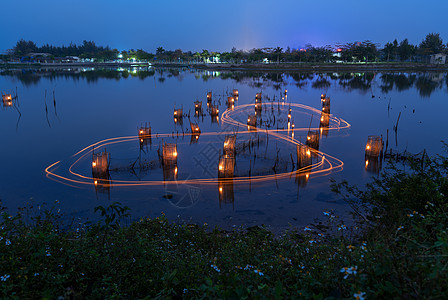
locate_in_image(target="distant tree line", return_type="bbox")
[2,33,447,64]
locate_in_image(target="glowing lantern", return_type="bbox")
[320,112,330,127]
[306,131,320,150]
[210,105,219,116]
[190,121,201,134]
[2,94,12,101]
[322,97,330,114]
[255,102,262,112]
[2,93,12,107]
[174,106,183,118]
[218,153,235,178]
[247,114,257,127]
[255,92,262,100]
[223,135,236,155]
[296,144,312,169]
[320,94,326,101]
[138,123,151,139]
[207,91,212,102]
[92,151,110,177]
[233,89,239,97]
[194,100,202,113]
[162,142,178,166]
[365,135,383,158]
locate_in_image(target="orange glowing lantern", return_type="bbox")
[210,105,219,116]
[296,144,312,169]
[2,94,12,101]
[247,114,257,127]
[194,100,202,113]
[320,94,326,101]
[162,142,178,166]
[207,91,212,102]
[190,121,201,134]
[306,131,320,150]
[92,151,110,177]
[218,153,235,178]
[320,112,330,127]
[255,92,262,100]
[365,135,383,158]
[233,89,239,97]
[322,97,330,114]
[174,106,183,118]
[138,123,151,139]
[223,135,236,155]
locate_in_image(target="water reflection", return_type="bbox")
[3,68,448,97]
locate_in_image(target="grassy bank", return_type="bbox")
[1,152,447,298]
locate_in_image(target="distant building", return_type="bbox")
[429,53,447,64]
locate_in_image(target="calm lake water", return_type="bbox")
[1,68,447,230]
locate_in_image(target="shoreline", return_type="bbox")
[2,61,448,72]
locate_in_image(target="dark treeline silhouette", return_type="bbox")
[9,39,117,59]
[1,33,448,64]
[1,67,447,97]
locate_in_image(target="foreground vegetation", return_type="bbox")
[1,151,447,298]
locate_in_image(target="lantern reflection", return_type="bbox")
[218,178,234,206]
[162,142,178,181]
[295,171,310,187]
[365,157,382,174]
[207,91,212,102]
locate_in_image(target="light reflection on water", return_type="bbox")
[1,68,447,230]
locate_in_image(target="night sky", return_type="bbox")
[1,0,447,53]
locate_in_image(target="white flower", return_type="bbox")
[254,269,264,276]
[338,224,347,231]
[1,274,10,281]
[304,226,312,231]
[34,273,39,276]
[340,266,357,279]
[354,291,366,299]
[210,264,220,272]
[5,239,11,246]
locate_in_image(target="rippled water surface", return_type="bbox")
[1,68,447,230]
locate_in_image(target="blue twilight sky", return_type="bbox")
[1,0,447,53]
